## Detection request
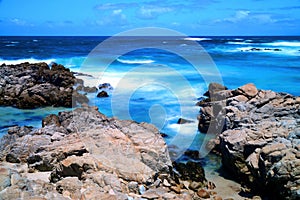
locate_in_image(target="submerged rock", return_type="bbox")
[97,90,109,98]
[177,118,194,124]
[198,83,300,199]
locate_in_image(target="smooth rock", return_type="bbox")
[197,188,210,198]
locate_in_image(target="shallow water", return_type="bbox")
[0,36,299,161]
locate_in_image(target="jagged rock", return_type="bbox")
[97,91,109,98]
[0,62,89,108]
[198,83,300,199]
[98,83,113,90]
[56,177,82,199]
[42,114,60,127]
[235,83,258,97]
[0,106,199,199]
[172,161,206,183]
[203,83,228,97]
[82,86,98,93]
[177,118,194,124]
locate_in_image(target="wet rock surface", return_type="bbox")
[198,83,300,200]
[0,62,89,108]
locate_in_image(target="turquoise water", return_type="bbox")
[0,36,300,160]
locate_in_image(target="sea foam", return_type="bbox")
[0,58,56,65]
[183,37,212,42]
[117,58,155,64]
[266,41,300,47]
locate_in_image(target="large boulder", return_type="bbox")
[0,106,205,199]
[198,83,300,199]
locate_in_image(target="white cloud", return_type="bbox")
[95,9,127,26]
[137,6,173,19]
[223,10,250,23]
[113,9,122,15]
[214,10,279,24]
[10,18,26,26]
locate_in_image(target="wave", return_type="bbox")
[228,47,299,56]
[265,41,300,47]
[0,58,56,65]
[228,40,300,47]
[117,58,155,64]
[183,37,212,42]
[5,44,16,47]
[227,41,252,45]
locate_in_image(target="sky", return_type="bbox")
[0,0,300,36]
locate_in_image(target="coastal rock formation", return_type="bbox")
[0,62,88,109]
[198,83,300,199]
[0,106,210,199]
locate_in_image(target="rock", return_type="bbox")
[203,83,228,97]
[128,181,139,194]
[0,106,193,199]
[197,188,210,198]
[6,153,20,163]
[97,91,109,98]
[207,181,216,190]
[56,177,82,199]
[236,83,258,97]
[183,149,200,160]
[0,167,11,191]
[213,196,223,200]
[42,114,60,127]
[72,91,89,105]
[141,189,160,199]
[188,181,202,191]
[163,179,171,187]
[170,185,181,194]
[0,62,89,108]
[98,83,113,90]
[173,161,206,183]
[83,86,98,93]
[198,83,300,199]
[177,118,193,124]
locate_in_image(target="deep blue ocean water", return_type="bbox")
[1,36,300,162]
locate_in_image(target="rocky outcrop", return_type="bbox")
[97,83,113,98]
[0,106,211,199]
[198,83,300,199]
[0,62,88,109]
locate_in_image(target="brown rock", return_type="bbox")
[204,83,228,97]
[197,188,210,198]
[238,83,258,97]
[170,185,181,194]
[42,114,60,127]
[56,177,82,199]
[213,196,223,200]
[97,90,109,98]
[141,190,160,199]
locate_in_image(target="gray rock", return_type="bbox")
[198,83,300,199]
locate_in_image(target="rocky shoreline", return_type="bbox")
[198,83,300,199]
[0,62,91,109]
[1,62,299,199]
[0,105,223,200]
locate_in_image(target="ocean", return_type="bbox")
[1,36,300,162]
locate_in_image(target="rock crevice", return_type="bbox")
[198,83,300,199]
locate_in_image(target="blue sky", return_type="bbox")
[0,0,300,36]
